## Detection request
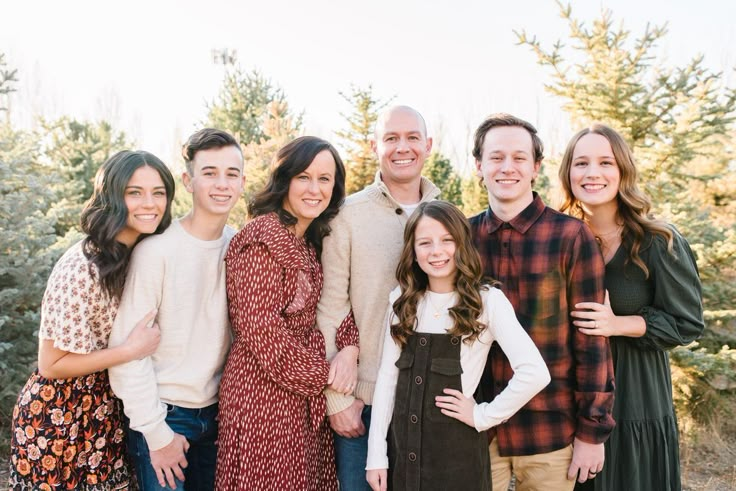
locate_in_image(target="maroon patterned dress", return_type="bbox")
[216,213,337,491]
[8,242,132,490]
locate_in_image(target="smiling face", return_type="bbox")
[117,165,168,246]
[371,107,433,194]
[475,125,540,214]
[413,216,458,293]
[282,149,337,237]
[569,133,621,213]
[183,144,245,218]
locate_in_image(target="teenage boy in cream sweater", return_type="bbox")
[109,128,245,490]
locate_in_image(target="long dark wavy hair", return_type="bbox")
[558,124,674,277]
[80,150,175,299]
[248,136,346,255]
[391,201,495,348]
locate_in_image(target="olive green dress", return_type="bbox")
[588,228,704,491]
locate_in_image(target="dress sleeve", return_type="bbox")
[39,248,99,354]
[365,302,401,471]
[473,289,551,432]
[227,241,330,398]
[632,230,704,351]
[569,225,616,444]
[317,210,357,414]
[335,309,360,351]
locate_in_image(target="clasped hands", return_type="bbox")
[327,345,359,395]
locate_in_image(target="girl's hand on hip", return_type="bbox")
[435,388,475,428]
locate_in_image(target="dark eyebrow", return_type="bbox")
[574,154,614,160]
[125,185,166,190]
[201,165,242,173]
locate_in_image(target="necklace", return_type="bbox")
[425,292,455,319]
[596,224,623,239]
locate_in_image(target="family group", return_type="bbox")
[9,106,703,491]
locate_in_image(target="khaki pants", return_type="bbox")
[490,438,575,491]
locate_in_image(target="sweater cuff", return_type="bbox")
[144,421,176,452]
[325,389,355,415]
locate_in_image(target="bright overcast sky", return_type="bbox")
[3,0,735,174]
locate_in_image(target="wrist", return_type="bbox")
[110,342,133,364]
[340,345,359,359]
[618,315,646,338]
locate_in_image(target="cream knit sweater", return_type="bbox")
[317,172,440,415]
[108,220,234,451]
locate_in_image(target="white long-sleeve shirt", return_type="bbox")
[366,286,550,470]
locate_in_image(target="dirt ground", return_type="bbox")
[1,459,734,489]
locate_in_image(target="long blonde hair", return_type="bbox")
[558,124,673,277]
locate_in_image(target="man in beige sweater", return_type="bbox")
[108,129,245,490]
[317,105,440,490]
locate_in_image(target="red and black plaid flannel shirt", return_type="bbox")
[470,194,615,456]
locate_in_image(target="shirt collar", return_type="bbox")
[483,192,546,234]
[372,170,441,206]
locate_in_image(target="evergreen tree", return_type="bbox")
[0,123,61,424]
[335,85,392,194]
[460,176,489,217]
[206,67,301,146]
[0,53,17,120]
[422,151,463,206]
[517,1,736,309]
[206,67,301,226]
[40,117,132,235]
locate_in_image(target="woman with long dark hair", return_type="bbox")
[9,150,175,490]
[216,136,353,490]
[559,124,704,491]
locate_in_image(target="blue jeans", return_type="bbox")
[333,404,372,491]
[128,403,218,491]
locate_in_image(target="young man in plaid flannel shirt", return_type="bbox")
[469,114,615,491]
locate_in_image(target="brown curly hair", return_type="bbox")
[391,201,497,348]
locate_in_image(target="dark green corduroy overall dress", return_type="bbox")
[388,332,491,490]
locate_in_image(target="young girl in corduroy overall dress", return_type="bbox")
[366,201,551,491]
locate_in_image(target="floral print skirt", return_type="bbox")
[9,369,133,490]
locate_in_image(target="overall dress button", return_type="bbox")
[408,452,417,462]
[395,208,403,215]
[419,337,427,346]
[451,337,460,345]
[415,376,423,385]
[410,414,418,424]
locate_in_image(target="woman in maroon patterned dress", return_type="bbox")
[8,151,175,490]
[216,136,357,490]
